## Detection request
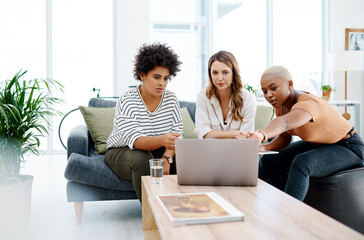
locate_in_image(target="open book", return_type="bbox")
[157,192,244,226]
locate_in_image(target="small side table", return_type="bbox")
[329,100,360,135]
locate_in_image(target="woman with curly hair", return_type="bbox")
[105,43,183,201]
[194,51,256,139]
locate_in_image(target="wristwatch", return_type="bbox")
[162,155,173,164]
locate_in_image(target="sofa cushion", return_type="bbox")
[179,100,196,122]
[180,107,198,139]
[79,106,115,154]
[255,105,274,130]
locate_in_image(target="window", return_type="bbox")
[150,0,208,101]
[151,0,323,99]
[0,0,46,80]
[0,0,47,149]
[52,0,113,151]
[1,1,324,152]
[214,0,266,91]
[272,0,322,94]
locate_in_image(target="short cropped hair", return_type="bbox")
[133,42,182,81]
[261,65,292,81]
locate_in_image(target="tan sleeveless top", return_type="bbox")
[275,93,352,144]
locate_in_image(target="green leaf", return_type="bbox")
[0,69,64,180]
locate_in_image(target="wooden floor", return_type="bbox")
[0,153,143,240]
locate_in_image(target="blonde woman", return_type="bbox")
[194,51,256,139]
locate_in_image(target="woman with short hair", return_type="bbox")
[241,65,364,201]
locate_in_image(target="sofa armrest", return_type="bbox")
[67,125,90,159]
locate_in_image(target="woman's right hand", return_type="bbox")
[205,130,246,139]
[259,145,266,151]
[245,131,265,142]
[162,132,181,150]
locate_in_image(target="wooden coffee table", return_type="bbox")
[142,175,364,240]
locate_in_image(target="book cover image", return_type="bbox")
[159,193,227,218]
[157,192,244,225]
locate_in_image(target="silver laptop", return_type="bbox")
[175,139,260,186]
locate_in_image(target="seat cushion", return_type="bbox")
[65,153,135,191]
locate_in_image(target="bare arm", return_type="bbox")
[261,108,312,139]
[204,130,244,139]
[260,132,292,151]
[238,109,312,149]
[134,132,181,151]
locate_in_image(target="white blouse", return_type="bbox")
[194,88,256,139]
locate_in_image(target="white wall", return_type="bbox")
[114,0,150,97]
[330,0,364,135]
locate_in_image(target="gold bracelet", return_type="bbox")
[257,130,268,142]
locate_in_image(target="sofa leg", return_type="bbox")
[74,202,83,225]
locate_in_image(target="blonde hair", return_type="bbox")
[206,51,243,121]
[262,65,292,81]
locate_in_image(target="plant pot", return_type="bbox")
[0,175,34,225]
[322,90,332,101]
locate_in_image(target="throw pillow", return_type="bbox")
[255,105,274,131]
[79,106,115,154]
[180,107,198,139]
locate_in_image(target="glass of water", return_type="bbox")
[149,159,163,184]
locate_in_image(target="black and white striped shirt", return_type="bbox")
[107,86,183,150]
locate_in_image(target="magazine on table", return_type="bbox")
[157,192,244,226]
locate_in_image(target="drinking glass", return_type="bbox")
[149,159,163,184]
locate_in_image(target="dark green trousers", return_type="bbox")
[104,146,174,201]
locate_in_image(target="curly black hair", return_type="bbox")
[133,42,182,81]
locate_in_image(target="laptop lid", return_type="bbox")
[175,139,259,186]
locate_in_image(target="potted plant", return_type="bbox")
[321,84,335,101]
[0,70,63,223]
[244,83,258,98]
